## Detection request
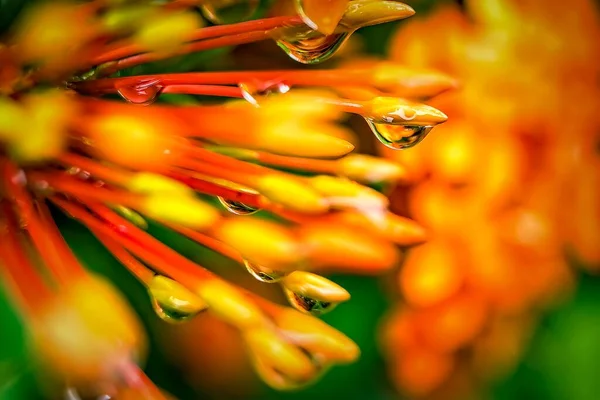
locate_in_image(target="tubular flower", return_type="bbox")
[381,0,599,398]
[0,0,448,397]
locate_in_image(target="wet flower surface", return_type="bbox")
[0,0,452,398]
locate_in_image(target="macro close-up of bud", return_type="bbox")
[0,0,598,399]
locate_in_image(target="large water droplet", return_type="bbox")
[217,196,260,215]
[365,119,433,150]
[116,80,162,105]
[150,296,203,323]
[284,287,337,316]
[200,0,259,24]
[244,259,287,283]
[148,275,208,324]
[275,26,350,64]
[239,80,290,106]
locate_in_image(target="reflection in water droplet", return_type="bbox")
[110,205,148,230]
[239,81,290,106]
[244,259,287,283]
[200,0,259,24]
[117,80,162,105]
[217,196,260,215]
[275,25,350,64]
[365,119,433,150]
[148,275,208,324]
[64,388,81,400]
[150,296,203,324]
[284,287,337,316]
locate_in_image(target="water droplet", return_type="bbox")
[275,26,350,64]
[200,0,259,24]
[365,119,433,150]
[117,80,162,105]
[110,205,148,230]
[217,196,260,215]
[148,275,208,324]
[284,287,337,316]
[244,259,286,283]
[239,81,290,106]
[64,388,81,400]
[150,296,203,323]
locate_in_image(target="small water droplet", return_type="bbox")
[244,259,286,283]
[64,388,81,400]
[200,0,259,24]
[284,287,337,316]
[110,205,148,230]
[217,196,260,215]
[275,26,350,64]
[365,119,433,150]
[117,80,162,105]
[239,80,290,106]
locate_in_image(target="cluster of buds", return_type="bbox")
[0,0,455,397]
[381,0,600,398]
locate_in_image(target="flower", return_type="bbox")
[381,0,600,398]
[0,0,450,397]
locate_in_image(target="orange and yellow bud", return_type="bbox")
[211,217,305,271]
[275,308,360,364]
[196,278,266,330]
[30,274,146,386]
[255,174,329,214]
[139,193,220,230]
[244,327,317,390]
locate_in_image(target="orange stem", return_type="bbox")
[2,163,84,284]
[184,146,267,175]
[254,152,337,173]
[0,202,52,312]
[52,198,212,290]
[29,172,143,208]
[167,171,265,207]
[91,16,301,65]
[74,69,371,93]
[91,229,155,285]
[174,157,258,187]
[57,153,133,186]
[165,222,243,263]
[99,30,276,76]
[161,84,243,97]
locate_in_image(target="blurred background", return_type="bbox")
[1,0,599,399]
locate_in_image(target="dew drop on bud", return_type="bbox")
[116,80,162,106]
[244,259,287,283]
[365,119,433,150]
[110,205,148,230]
[200,0,259,24]
[148,275,208,324]
[239,81,290,107]
[274,27,350,64]
[283,287,337,316]
[150,296,203,324]
[63,387,81,400]
[217,196,260,215]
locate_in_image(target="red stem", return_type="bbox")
[52,198,213,290]
[92,16,302,65]
[99,30,279,76]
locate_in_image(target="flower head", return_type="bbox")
[0,0,451,397]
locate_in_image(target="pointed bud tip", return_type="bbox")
[343,1,415,28]
[283,271,351,303]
